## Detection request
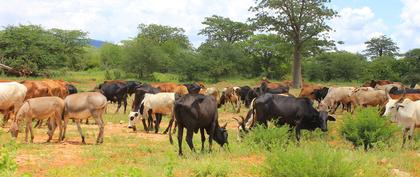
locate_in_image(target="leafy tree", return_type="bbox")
[199,15,254,43]
[304,51,366,81]
[81,46,101,70]
[363,35,399,58]
[250,0,337,88]
[99,43,123,69]
[398,48,420,84]
[366,56,400,81]
[243,34,292,79]
[49,28,88,69]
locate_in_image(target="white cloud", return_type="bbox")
[395,0,420,52]
[329,7,388,53]
[0,0,255,47]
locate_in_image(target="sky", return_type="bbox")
[0,0,419,53]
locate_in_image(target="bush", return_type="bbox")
[261,143,383,177]
[244,125,290,151]
[151,72,181,82]
[0,141,18,176]
[340,108,398,150]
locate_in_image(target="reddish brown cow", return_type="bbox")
[299,84,324,100]
[20,81,51,99]
[151,83,189,95]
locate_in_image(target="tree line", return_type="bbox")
[0,0,418,85]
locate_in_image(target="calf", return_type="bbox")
[218,87,241,113]
[171,94,228,156]
[128,92,176,134]
[9,97,64,143]
[383,98,420,146]
[244,93,335,141]
[61,92,107,144]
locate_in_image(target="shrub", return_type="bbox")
[261,143,381,177]
[191,160,228,177]
[151,72,181,82]
[340,108,398,150]
[244,125,290,151]
[0,141,18,176]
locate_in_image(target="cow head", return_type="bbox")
[127,111,140,130]
[317,111,336,132]
[213,123,228,147]
[9,121,19,138]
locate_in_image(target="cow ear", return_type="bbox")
[222,122,227,129]
[134,112,139,117]
[328,116,336,121]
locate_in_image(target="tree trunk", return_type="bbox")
[292,45,302,88]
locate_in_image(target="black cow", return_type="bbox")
[170,94,228,156]
[246,93,335,141]
[98,81,128,113]
[389,87,420,94]
[126,81,141,96]
[238,86,251,103]
[130,83,161,132]
[183,83,202,94]
[244,85,289,108]
[66,84,78,95]
[313,87,329,103]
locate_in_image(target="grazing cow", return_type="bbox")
[20,80,50,99]
[170,94,228,156]
[9,97,64,143]
[388,87,420,100]
[362,80,393,88]
[0,82,27,125]
[126,81,141,96]
[237,86,251,103]
[298,84,324,100]
[319,87,355,114]
[184,83,202,94]
[130,84,161,131]
[67,84,78,95]
[128,92,176,133]
[98,81,128,113]
[350,88,387,113]
[383,97,420,146]
[244,93,335,141]
[218,87,241,113]
[244,83,289,108]
[61,92,107,144]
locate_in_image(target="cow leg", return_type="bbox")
[154,114,162,133]
[200,128,206,152]
[163,114,174,134]
[28,120,34,143]
[141,118,148,132]
[61,118,69,142]
[47,118,56,143]
[177,124,184,156]
[402,128,409,148]
[94,116,104,144]
[295,125,302,142]
[25,120,30,143]
[186,129,195,153]
[123,96,128,114]
[34,120,41,128]
[408,125,415,146]
[115,99,122,113]
[75,120,86,144]
[207,128,214,153]
[173,121,177,134]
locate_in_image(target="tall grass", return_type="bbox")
[0,139,18,176]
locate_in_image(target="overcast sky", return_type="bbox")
[0,0,419,52]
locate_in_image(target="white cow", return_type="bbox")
[128,92,176,133]
[0,82,27,125]
[383,98,420,146]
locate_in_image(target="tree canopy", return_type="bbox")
[363,35,399,58]
[199,15,254,43]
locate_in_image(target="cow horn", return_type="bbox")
[397,88,406,103]
[222,122,227,128]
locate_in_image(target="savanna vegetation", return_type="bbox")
[0,0,419,176]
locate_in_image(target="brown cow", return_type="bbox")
[151,83,189,95]
[20,80,50,99]
[362,80,393,88]
[350,88,387,113]
[299,84,324,100]
[218,87,241,113]
[42,80,68,98]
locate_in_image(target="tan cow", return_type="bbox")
[61,92,107,144]
[319,87,355,114]
[350,88,387,113]
[42,80,68,98]
[9,97,64,143]
[0,82,27,125]
[20,80,50,99]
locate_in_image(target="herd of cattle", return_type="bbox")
[0,79,419,155]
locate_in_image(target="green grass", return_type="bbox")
[0,71,419,176]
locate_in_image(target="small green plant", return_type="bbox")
[191,161,228,177]
[0,141,18,176]
[340,108,398,150]
[105,70,112,80]
[262,143,360,177]
[244,125,290,151]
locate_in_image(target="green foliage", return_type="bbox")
[191,160,229,177]
[363,35,399,58]
[199,15,253,43]
[0,141,18,176]
[103,166,143,177]
[366,56,400,81]
[244,125,290,151]
[0,24,88,74]
[340,108,398,150]
[82,46,101,70]
[304,51,367,81]
[100,43,123,69]
[151,72,181,82]
[262,143,374,177]
[399,49,420,84]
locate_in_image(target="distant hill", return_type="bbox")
[89,39,106,48]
